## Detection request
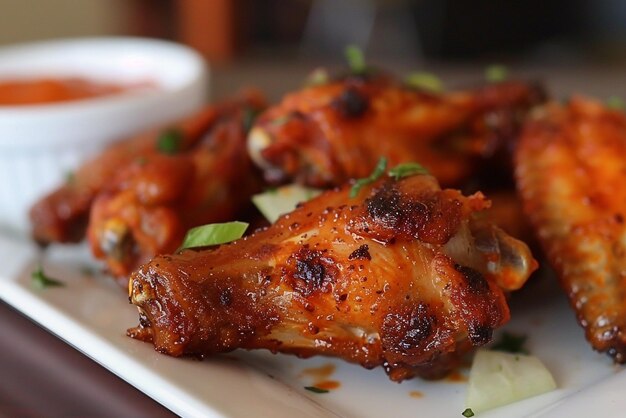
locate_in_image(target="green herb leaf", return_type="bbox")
[607,96,625,110]
[31,266,64,289]
[405,72,444,93]
[491,332,528,354]
[304,386,329,394]
[485,65,508,83]
[271,115,291,126]
[350,157,387,198]
[157,129,183,154]
[306,68,330,86]
[242,107,260,133]
[180,221,249,250]
[80,265,96,277]
[388,162,430,180]
[345,45,366,74]
[65,171,76,185]
[462,408,475,417]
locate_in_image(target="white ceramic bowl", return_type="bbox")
[0,37,209,236]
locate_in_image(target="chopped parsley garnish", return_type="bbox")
[607,96,624,110]
[350,157,387,198]
[157,129,183,154]
[80,265,96,277]
[485,64,508,82]
[462,408,475,417]
[345,45,367,75]
[306,68,330,86]
[31,266,64,289]
[405,72,444,93]
[65,171,76,185]
[304,386,329,394]
[491,332,528,354]
[271,115,291,126]
[180,221,249,250]
[242,107,260,133]
[388,162,430,180]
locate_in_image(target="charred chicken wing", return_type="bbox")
[516,97,626,361]
[29,92,264,245]
[128,172,536,381]
[86,93,265,281]
[248,75,544,188]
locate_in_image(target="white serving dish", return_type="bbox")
[0,37,209,235]
[0,234,624,417]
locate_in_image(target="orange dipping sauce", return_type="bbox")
[0,77,154,106]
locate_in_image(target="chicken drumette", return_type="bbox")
[128,171,536,381]
[30,92,266,281]
[248,74,544,189]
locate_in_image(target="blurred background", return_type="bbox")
[1,0,626,98]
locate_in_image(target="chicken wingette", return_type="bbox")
[248,74,544,188]
[86,93,265,281]
[128,170,536,381]
[30,92,265,245]
[516,97,626,361]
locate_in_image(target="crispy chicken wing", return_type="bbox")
[29,92,264,245]
[128,173,536,381]
[248,75,544,188]
[86,94,265,281]
[515,97,626,361]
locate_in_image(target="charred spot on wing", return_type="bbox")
[289,246,337,296]
[366,186,403,228]
[467,323,493,346]
[381,303,438,356]
[454,264,489,294]
[219,288,233,306]
[332,87,369,118]
[364,182,462,245]
[348,244,372,260]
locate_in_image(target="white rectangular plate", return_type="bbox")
[1,234,624,418]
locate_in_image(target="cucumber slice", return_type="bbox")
[466,349,557,413]
[252,184,322,223]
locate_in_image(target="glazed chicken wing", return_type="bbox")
[29,92,264,245]
[86,93,265,281]
[128,172,536,381]
[516,97,626,361]
[248,75,544,188]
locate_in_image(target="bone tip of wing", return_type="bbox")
[247,126,275,170]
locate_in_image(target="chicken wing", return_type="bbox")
[248,74,544,188]
[86,94,265,282]
[29,91,264,245]
[515,97,626,361]
[128,172,536,381]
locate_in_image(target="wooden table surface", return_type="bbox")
[0,301,175,417]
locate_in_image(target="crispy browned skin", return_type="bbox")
[248,75,544,188]
[86,94,265,281]
[128,174,536,381]
[29,92,264,245]
[516,97,626,361]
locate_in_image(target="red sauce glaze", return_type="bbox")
[0,77,154,105]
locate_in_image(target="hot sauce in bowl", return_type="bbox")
[0,77,155,106]
[0,37,208,234]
